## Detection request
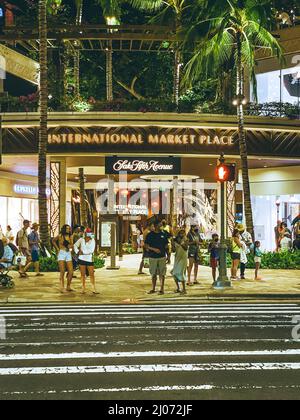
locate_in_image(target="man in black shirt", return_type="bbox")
[144,220,169,295]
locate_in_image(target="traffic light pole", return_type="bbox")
[213,159,232,289]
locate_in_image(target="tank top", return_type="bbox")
[232,238,241,253]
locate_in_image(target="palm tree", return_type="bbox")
[97,0,162,101]
[183,0,282,238]
[132,0,186,106]
[74,0,84,98]
[96,1,121,101]
[38,0,50,247]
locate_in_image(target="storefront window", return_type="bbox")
[0,197,40,238]
[252,194,300,251]
[254,67,300,105]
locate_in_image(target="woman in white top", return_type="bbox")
[74,228,98,295]
[5,226,14,244]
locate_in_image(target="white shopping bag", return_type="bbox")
[13,255,27,266]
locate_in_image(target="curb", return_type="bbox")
[1,295,300,305]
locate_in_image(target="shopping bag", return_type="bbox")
[13,255,27,266]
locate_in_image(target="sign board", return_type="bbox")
[101,222,112,248]
[105,156,181,176]
[0,44,39,85]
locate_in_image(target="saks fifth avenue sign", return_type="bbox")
[106,157,181,175]
[47,127,235,149]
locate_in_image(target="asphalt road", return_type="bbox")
[0,303,300,400]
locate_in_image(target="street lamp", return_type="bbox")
[213,154,235,289]
[232,94,248,107]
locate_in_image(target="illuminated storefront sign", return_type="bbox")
[114,204,148,216]
[106,157,181,175]
[13,184,51,196]
[4,124,300,158]
[48,132,235,147]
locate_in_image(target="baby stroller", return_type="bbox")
[0,242,16,289]
[0,268,15,289]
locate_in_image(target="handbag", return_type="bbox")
[13,254,27,266]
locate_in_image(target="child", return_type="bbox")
[208,234,220,284]
[254,241,263,281]
[173,230,189,295]
[240,240,248,280]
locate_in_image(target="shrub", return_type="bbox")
[30,255,106,272]
[202,250,300,269]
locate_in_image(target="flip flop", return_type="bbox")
[147,290,156,294]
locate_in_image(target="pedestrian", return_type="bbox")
[172,229,188,295]
[280,232,292,251]
[187,225,201,286]
[5,226,14,244]
[237,224,253,279]
[74,228,98,295]
[161,219,172,264]
[16,220,32,278]
[240,241,248,280]
[293,236,300,251]
[0,237,14,271]
[28,223,44,277]
[144,220,169,295]
[52,225,74,293]
[71,225,84,278]
[278,222,291,249]
[138,222,154,275]
[208,234,220,284]
[254,241,263,281]
[274,220,282,252]
[230,229,242,281]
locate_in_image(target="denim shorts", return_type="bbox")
[31,250,40,263]
[57,250,72,263]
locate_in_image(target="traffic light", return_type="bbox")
[216,163,236,182]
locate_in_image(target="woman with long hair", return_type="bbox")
[52,224,74,293]
[74,228,98,295]
[187,225,201,285]
[231,229,242,281]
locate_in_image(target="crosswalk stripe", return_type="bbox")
[1,310,300,318]
[1,349,300,361]
[1,362,300,376]
[0,305,298,315]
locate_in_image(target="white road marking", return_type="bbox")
[1,362,300,376]
[1,304,297,310]
[1,349,300,361]
[2,310,300,318]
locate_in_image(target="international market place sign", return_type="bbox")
[45,126,237,156]
[3,125,300,158]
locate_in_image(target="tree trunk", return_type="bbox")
[74,2,83,99]
[236,32,254,239]
[106,41,113,102]
[79,168,87,227]
[173,49,181,108]
[38,0,50,247]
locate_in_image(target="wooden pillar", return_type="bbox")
[50,157,67,237]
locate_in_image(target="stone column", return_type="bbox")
[50,157,67,238]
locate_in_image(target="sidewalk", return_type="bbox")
[1,254,300,304]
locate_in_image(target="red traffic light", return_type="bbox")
[216,164,236,182]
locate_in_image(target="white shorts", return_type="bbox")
[58,250,72,263]
[254,256,262,264]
